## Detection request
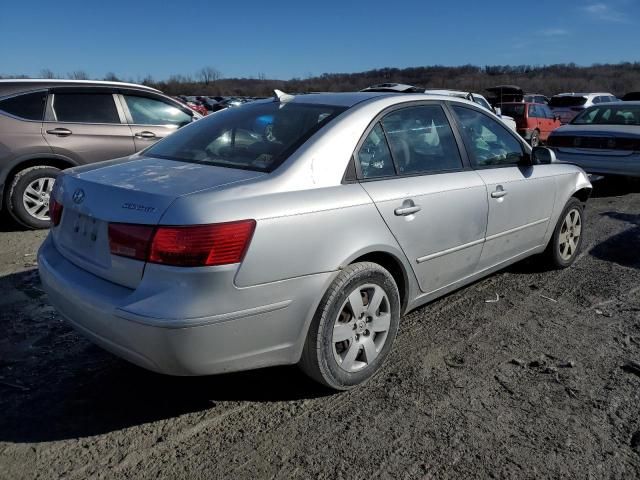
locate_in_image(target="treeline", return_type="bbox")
[4,63,640,97]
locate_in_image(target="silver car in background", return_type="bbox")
[38,92,592,390]
[548,102,640,178]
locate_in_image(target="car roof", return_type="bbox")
[553,92,613,97]
[0,78,161,93]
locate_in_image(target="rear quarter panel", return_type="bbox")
[160,183,412,288]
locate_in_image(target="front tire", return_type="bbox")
[6,166,60,229]
[299,262,400,390]
[544,198,584,268]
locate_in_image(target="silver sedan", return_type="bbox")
[38,91,592,390]
[548,102,640,178]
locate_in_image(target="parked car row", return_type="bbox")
[175,95,263,116]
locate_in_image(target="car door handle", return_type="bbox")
[46,128,72,137]
[491,186,508,199]
[134,131,156,139]
[394,200,421,216]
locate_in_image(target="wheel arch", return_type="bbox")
[347,249,413,315]
[1,155,77,208]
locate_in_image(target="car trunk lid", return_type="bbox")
[51,156,264,288]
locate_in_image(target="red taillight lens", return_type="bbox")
[108,223,155,261]
[108,220,256,267]
[149,220,256,267]
[50,198,63,226]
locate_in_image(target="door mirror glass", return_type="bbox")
[532,146,557,164]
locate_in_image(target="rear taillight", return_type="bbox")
[149,221,256,267]
[108,223,155,261]
[108,220,256,267]
[50,198,63,226]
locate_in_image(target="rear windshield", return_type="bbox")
[498,104,525,117]
[572,105,640,125]
[144,101,346,172]
[549,96,587,107]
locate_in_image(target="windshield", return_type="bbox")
[499,104,525,117]
[549,96,587,108]
[572,105,640,125]
[144,101,346,172]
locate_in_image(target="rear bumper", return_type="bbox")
[38,235,334,375]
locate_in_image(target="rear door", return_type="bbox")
[43,89,136,164]
[449,105,556,271]
[119,93,193,150]
[357,103,488,294]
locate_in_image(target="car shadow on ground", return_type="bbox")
[0,269,332,444]
[590,212,640,270]
[590,176,640,198]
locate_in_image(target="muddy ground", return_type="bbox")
[0,178,639,479]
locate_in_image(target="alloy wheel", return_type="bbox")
[22,177,55,221]
[558,208,582,261]
[332,283,391,372]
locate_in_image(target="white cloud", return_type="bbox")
[583,2,628,22]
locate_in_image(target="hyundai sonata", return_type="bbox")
[38,91,592,390]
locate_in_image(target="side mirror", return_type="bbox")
[532,146,557,164]
[554,115,561,122]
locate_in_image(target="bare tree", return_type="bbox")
[67,70,89,80]
[197,66,222,85]
[104,72,120,81]
[39,68,56,79]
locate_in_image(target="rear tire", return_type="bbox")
[299,262,400,390]
[543,198,584,268]
[6,166,60,230]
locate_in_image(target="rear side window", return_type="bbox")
[123,95,192,126]
[528,105,539,118]
[358,123,396,179]
[53,93,120,123]
[381,105,462,175]
[452,106,524,168]
[0,91,47,120]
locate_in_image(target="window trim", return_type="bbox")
[0,89,48,123]
[445,102,531,170]
[44,92,126,125]
[351,100,471,183]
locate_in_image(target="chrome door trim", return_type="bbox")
[416,237,485,264]
[485,217,549,242]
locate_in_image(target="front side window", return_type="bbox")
[452,106,524,168]
[53,93,120,123]
[145,101,346,172]
[0,91,47,121]
[124,95,192,126]
[358,123,396,179]
[380,105,462,175]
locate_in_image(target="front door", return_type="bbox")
[357,104,488,294]
[450,105,556,271]
[43,91,136,164]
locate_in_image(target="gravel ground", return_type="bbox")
[0,178,639,479]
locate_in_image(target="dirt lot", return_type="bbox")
[0,178,639,479]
